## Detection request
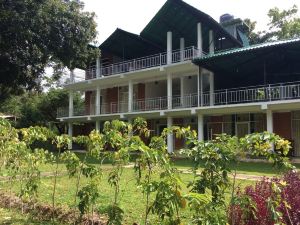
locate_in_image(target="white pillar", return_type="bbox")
[167,73,172,109]
[96,86,101,115]
[266,110,273,133]
[70,69,75,83]
[209,30,214,54]
[167,116,173,153]
[200,71,204,106]
[198,114,204,141]
[180,38,185,61]
[69,91,74,117]
[167,31,172,64]
[209,72,214,106]
[96,57,101,78]
[197,23,203,56]
[68,122,73,149]
[180,77,184,107]
[95,121,100,132]
[128,80,133,112]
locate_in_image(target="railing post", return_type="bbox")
[159,53,162,66]
[180,38,185,62]
[192,46,195,59]
[280,84,284,99]
[268,84,272,101]
[225,89,228,104]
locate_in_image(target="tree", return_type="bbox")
[0,0,99,101]
[0,89,84,133]
[244,5,300,44]
[243,18,266,44]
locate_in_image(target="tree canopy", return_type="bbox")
[0,88,84,133]
[0,0,99,100]
[244,5,300,44]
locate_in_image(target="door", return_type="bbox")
[292,119,300,157]
[207,122,223,140]
[236,122,250,138]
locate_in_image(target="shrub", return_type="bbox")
[229,171,300,225]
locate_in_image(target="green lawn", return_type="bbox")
[0,154,294,224]
[171,158,300,176]
[0,207,64,225]
[1,166,255,225]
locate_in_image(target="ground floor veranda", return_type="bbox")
[68,110,300,157]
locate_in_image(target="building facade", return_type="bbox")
[57,0,300,156]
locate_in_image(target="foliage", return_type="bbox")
[0,89,84,132]
[244,5,300,44]
[229,171,300,225]
[182,131,292,224]
[0,118,296,224]
[0,0,99,100]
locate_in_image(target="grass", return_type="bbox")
[0,207,64,225]
[0,154,294,224]
[172,158,300,176]
[1,166,255,225]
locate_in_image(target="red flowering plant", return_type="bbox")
[229,171,300,225]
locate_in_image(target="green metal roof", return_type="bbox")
[140,0,242,50]
[193,38,300,90]
[194,38,300,64]
[100,0,243,59]
[100,29,163,60]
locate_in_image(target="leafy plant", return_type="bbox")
[230,171,300,225]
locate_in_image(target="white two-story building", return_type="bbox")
[58,0,300,156]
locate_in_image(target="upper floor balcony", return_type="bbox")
[69,46,203,84]
[57,81,300,118]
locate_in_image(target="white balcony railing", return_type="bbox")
[211,81,300,106]
[69,46,202,83]
[57,81,300,118]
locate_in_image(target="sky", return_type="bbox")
[82,0,300,45]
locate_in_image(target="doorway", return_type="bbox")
[236,122,250,138]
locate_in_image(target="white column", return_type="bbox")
[180,37,185,61]
[68,122,73,149]
[197,23,202,56]
[96,86,101,115]
[266,110,273,133]
[167,73,172,109]
[167,116,173,153]
[128,80,133,112]
[167,31,172,64]
[209,72,214,106]
[180,77,184,107]
[209,30,214,54]
[96,57,101,78]
[69,90,73,117]
[198,114,204,141]
[200,71,204,106]
[70,69,74,83]
[95,121,100,132]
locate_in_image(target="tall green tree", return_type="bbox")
[0,0,99,100]
[0,89,83,133]
[244,5,300,44]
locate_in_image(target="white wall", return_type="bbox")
[183,75,198,95]
[145,81,167,98]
